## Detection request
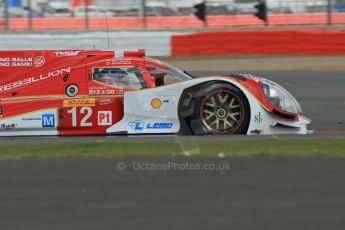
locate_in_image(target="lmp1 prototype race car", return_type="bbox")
[0,49,311,136]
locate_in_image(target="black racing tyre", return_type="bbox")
[188,83,250,135]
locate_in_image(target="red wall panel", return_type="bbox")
[172,30,345,56]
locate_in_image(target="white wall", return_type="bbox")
[0,31,184,56]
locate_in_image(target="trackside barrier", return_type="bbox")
[171,30,345,56]
[0,31,175,56]
[1,13,345,31]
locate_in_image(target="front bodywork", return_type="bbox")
[0,50,311,136]
[108,76,311,136]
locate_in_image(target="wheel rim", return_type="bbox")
[201,90,243,134]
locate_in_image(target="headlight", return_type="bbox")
[261,80,302,114]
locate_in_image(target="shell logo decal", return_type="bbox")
[151,98,162,109]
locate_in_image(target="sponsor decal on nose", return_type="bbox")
[151,98,163,109]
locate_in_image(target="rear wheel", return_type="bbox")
[188,83,250,135]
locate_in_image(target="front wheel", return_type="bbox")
[188,83,250,135]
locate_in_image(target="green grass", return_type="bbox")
[0,138,345,160]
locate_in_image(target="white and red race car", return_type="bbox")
[0,49,311,136]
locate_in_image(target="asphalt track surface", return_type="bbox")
[1,71,345,230]
[1,158,345,230]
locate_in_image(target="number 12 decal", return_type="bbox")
[67,107,92,127]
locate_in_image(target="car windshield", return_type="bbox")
[147,61,193,86]
[93,67,146,89]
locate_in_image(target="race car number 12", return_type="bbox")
[67,107,92,127]
[66,107,112,127]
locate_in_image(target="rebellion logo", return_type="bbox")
[0,67,71,92]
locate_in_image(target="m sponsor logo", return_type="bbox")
[42,114,55,128]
